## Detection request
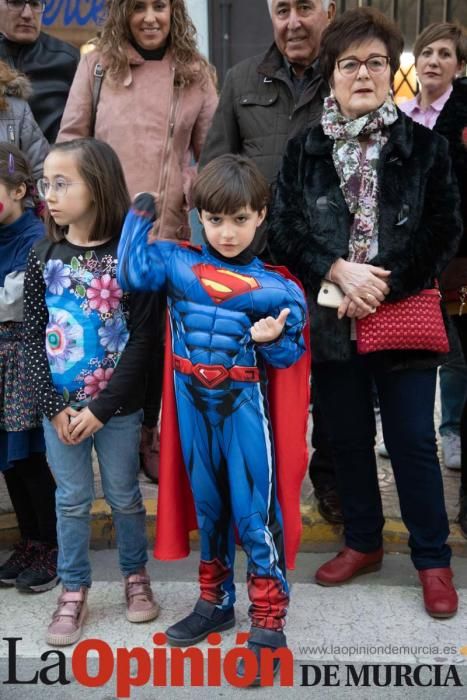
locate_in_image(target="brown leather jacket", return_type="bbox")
[58,45,218,240]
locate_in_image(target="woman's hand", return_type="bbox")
[330,259,391,317]
[337,296,377,320]
[68,407,104,444]
[251,308,290,343]
[51,406,80,445]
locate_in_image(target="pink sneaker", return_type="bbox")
[125,569,159,622]
[46,587,88,646]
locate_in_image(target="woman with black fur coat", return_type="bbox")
[269,9,463,619]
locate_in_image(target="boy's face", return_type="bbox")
[200,206,266,258]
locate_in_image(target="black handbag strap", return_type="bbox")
[90,62,105,136]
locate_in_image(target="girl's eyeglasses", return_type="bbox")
[37,177,81,199]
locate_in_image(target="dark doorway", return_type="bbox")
[208,0,272,86]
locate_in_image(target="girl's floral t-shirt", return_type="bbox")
[23,237,153,422]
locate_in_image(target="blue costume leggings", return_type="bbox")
[175,376,289,630]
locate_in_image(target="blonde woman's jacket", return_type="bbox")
[0,69,48,179]
[58,44,218,241]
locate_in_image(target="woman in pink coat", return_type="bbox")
[58,0,218,241]
[59,0,218,479]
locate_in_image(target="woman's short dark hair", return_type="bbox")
[319,7,404,84]
[414,22,467,64]
[46,138,130,243]
[193,155,269,215]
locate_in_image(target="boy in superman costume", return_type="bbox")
[117,155,309,675]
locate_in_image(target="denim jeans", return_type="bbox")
[43,410,147,590]
[313,354,451,570]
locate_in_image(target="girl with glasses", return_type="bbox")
[23,137,159,646]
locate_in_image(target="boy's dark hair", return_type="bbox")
[46,138,130,243]
[193,154,269,215]
[0,142,35,210]
[319,7,404,84]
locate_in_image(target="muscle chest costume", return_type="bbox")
[118,195,310,630]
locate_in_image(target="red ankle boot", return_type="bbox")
[418,568,458,619]
[315,546,383,586]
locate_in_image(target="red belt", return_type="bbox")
[173,354,260,388]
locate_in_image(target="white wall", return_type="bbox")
[186,0,209,58]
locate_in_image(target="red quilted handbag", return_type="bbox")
[356,289,449,354]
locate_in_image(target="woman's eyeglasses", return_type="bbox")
[337,55,390,77]
[6,0,45,14]
[37,177,81,199]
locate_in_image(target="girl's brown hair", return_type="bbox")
[414,22,467,64]
[193,155,269,215]
[46,138,130,243]
[0,142,37,209]
[97,0,216,88]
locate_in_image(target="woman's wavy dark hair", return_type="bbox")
[46,138,130,243]
[0,142,39,211]
[97,0,216,88]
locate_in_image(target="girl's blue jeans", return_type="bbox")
[43,410,147,590]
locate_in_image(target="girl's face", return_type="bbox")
[42,151,95,233]
[0,181,25,225]
[128,0,171,51]
[416,39,463,97]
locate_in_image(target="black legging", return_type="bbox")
[3,452,57,545]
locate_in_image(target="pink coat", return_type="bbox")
[58,45,218,240]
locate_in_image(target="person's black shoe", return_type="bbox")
[457,488,467,539]
[0,540,37,586]
[237,628,287,686]
[16,543,59,593]
[315,488,344,525]
[165,598,235,646]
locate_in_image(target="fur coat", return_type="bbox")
[0,67,48,179]
[268,109,462,367]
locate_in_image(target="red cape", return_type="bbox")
[154,266,311,570]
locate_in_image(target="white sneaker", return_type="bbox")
[441,433,461,470]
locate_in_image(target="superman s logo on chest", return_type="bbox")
[192,263,262,304]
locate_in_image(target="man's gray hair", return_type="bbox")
[267,0,333,15]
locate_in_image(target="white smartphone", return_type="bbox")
[317,280,345,308]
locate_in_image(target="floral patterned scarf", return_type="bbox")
[321,94,398,263]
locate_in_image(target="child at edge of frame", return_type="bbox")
[22,137,160,648]
[0,143,59,594]
[117,153,310,685]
